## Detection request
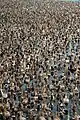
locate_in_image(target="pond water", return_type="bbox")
[60,0,80,1]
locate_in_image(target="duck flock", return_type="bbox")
[0,0,80,120]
